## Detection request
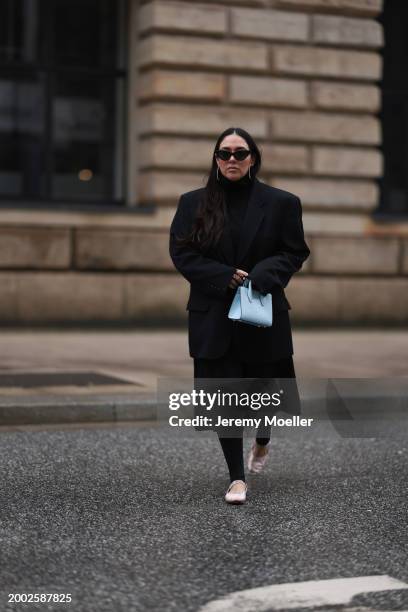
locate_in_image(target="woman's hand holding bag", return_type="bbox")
[228,268,248,289]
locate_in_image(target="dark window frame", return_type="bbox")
[0,0,129,209]
[374,2,408,222]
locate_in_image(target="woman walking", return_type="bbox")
[169,127,310,504]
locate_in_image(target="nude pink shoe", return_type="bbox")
[247,441,271,474]
[225,479,247,504]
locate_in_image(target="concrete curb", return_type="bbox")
[0,395,157,426]
[0,392,406,427]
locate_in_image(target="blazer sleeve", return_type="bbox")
[169,193,236,297]
[249,196,310,293]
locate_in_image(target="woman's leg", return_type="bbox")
[194,345,246,482]
[245,356,297,446]
[217,433,245,482]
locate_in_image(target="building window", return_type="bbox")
[377,1,408,219]
[0,0,127,206]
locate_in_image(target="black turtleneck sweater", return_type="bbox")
[219,170,254,261]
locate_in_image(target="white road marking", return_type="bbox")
[199,575,408,612]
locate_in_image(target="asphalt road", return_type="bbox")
[0,419,407,612]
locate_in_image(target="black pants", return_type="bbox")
[194,344,297,483]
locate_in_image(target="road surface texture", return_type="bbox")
[0,417,407,611]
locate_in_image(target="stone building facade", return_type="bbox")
[1,0,407,325]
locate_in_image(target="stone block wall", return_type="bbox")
[132,0,408,325]
[135,0,384,218]
[0,220,407,324]
[1,0,407,325]
[0,222,188,324]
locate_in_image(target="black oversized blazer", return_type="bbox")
[169,178,310,362]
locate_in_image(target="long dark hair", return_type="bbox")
[181,127,262,250]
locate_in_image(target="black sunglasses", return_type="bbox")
[215,149,251,161]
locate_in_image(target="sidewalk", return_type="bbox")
[0,328,407,426]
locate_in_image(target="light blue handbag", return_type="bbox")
[228,279,273,328]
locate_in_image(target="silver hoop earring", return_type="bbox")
[217,166,220,181]
[249,165,252,180]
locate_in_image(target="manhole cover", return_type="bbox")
[0,372,139,388]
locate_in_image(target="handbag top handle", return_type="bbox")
[243,278,266,306]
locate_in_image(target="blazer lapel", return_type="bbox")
[235,178,266,265]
